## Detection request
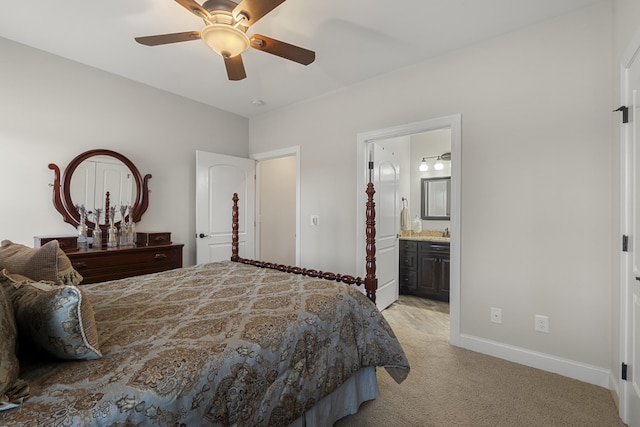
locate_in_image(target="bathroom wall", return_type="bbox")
[410,129,452,232]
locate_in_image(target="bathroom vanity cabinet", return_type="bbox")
[399,239,450,301]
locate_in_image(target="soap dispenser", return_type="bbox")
[412,215,422,234]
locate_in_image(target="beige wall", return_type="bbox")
[0,37,249,266]
[250,2,614,380]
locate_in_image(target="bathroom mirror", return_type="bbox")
[49,149,151,230]
[421,177,451,220]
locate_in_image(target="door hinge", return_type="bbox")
[614,106,629,124]
[622,363,628,381]
[623,235,629,252]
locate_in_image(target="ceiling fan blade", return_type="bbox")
[135,31,201,46]
[250,34,315,65]
[175,0,211,18]
[232,0,286,26]
[224,55,247,81]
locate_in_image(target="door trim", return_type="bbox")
[252,146,301,266]
[356,114,462,345]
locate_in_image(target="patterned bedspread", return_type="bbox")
[1,261,409,426]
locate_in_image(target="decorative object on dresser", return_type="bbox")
[92,208,103,249]
[399,239,450,301]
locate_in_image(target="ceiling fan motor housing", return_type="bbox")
[202,0,236,14]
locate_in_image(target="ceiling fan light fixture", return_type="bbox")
[200,24,250,58]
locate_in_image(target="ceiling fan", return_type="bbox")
[135,0,315,81]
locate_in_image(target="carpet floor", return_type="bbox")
[335,295,626,427]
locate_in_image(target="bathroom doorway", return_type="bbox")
[356,115,461,345]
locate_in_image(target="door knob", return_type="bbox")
[199,233,206,238]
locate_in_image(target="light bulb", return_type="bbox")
[434,157,444,170]
[419,158,428,172]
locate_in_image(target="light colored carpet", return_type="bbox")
[336,295,626,427]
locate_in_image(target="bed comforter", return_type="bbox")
[0,261,409,426]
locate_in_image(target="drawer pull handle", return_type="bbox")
[154,254,167,260]
[73,262,88,270]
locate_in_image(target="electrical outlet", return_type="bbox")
[535,315,549,333]
[310,215,319,226]
[490,307,502,324]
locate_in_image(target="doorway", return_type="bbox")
[253,146,301,266]
[356,115,461,345]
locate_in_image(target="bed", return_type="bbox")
[0,182,410,426]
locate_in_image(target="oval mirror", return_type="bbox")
[49,149,151,230]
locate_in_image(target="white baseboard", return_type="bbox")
[458,334,611,388]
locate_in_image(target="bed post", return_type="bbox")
[364,182,377,303]
[231,193,239,262]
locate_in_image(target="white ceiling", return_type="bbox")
[0,0,600,118]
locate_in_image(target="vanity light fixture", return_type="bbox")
[419,152,451,171]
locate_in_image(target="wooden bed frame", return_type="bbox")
[231,182,378,303]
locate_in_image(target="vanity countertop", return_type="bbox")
[400,235,450,243]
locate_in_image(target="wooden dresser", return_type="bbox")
[65,244,183,285]
[34,234,184,285]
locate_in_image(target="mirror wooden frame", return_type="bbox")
[49,149,152,230]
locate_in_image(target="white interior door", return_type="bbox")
[622,40,640,426]
[372,143,400,311]
[196,151,255,264]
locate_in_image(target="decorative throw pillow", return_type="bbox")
[3,271,101,360]
[0,284,20,410]
[0,240,82,286]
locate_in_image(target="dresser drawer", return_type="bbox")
[68,244,183,284]
[34,235,78,253]
[136,232,172,246]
